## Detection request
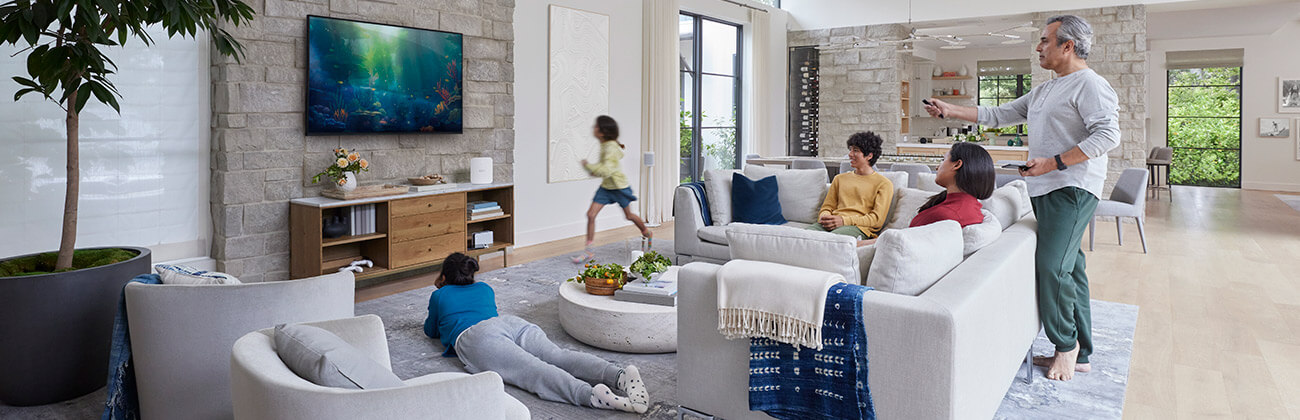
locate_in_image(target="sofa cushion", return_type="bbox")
[698,225,731,245]
[704,169,739,226]
[981,180,1032,230]
[857,244,877,281]
[885,187,935,230]
[153,264,241,285]
[866,220,963,296]
[273,323,405,390]
[726,223,862,283]
[731,173,787,225]
[962,209,1002,258]
[877,171,909,193]
[916,172,944,192]
[743,165,829,224]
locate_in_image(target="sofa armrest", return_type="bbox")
[674,186,707,260]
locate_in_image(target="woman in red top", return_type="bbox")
[858,142,995,246]
[910,142,996,227]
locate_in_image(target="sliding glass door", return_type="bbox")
[679,13,742,183]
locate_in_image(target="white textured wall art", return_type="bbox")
[548,5,610,183]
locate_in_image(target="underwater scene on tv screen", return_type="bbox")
[307,16,463,134]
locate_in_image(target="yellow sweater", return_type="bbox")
[818,171,894,238]
[585,141,629,190]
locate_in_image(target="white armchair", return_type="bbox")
[125,271,356,420]
[230,315,529,420]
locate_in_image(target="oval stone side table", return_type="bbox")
[557,269,678,354]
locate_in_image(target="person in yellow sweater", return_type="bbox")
[808,132,894,241]
[574,116,652,263]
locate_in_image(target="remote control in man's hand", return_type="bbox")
[922,99,945,119]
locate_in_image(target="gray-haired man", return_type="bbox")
[923,15,1120,381]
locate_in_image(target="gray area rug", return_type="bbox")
[1276,194,1300,213]
[1,240,1138,420]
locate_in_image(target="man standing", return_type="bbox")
[923,15,1120,381]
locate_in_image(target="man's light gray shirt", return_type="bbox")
[978,68,1121,198]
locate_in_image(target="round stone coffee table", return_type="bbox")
[557,270,677,354]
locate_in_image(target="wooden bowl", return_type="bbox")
[408,176,445,186]
[583,276,622,295]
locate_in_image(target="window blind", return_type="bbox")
[1165,49,1244,70]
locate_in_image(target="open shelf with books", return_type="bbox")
[290,183,514,283]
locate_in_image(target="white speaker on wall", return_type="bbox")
[470,157,493,184]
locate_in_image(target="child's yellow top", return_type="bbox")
[585,141,629,190]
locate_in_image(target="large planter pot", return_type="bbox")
[0,246,151,406]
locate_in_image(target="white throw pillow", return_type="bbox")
[916,172,944,192]
[866,220,963,296]
[980,180,1032,230]
[153,264,241,285]
[744,165,829,224]
[726,223,862,284]
[877,171,908,193]
[885,187,935,230]
[703,169,739,226]
[961,209,1002,258]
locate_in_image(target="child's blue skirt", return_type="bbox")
[593,187,637,208]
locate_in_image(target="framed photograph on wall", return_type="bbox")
[1281,78,1300,113]
[1260,117,1291,138]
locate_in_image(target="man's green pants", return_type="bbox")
[1030,186,1098,363]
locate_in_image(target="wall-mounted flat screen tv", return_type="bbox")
[306,15,463,134]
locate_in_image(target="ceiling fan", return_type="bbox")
[816,0,1037,51]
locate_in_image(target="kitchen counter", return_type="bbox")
[896,143,1029,161]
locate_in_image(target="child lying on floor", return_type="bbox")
[423,252,650,413]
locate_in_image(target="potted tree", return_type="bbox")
[0,0,255,406]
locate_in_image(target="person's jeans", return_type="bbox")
[1030,187,1099,363]
[455,316,622,406]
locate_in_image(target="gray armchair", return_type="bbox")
[231,315,529,420]
[1089,168,1150,253]
[125,271,355,420]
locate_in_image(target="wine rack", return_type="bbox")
[788,46,819,157]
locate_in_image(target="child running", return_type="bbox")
[575,115,652,263]
[424,253,650,413]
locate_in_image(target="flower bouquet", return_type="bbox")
[568,260,626,295]
[312,148,370,190]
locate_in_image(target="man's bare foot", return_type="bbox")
[1045,346,1082,381]
[1033,356,1091,372]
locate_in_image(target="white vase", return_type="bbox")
[958,65,969,77]
[339,171,357,192]
[932,65,943,77]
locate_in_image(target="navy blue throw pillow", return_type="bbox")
[731,172,786,225]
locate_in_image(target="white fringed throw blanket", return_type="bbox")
[717,260,846,350]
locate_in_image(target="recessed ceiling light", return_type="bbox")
[1001,39,1025,44]
[940,45,966,49]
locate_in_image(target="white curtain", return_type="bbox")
[639,0,681,225]
[746,8,771,157]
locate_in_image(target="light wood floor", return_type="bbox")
[359,186,1300,419]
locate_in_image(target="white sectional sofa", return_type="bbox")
[674,179,1043,419]
[673,165,908,264]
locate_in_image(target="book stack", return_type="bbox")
[349,204,377,235]
[468,201,504,221]
[614,269,678,307]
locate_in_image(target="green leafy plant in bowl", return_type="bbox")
[629,251,671,280]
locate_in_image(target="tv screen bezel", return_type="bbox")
[303,15,465,136]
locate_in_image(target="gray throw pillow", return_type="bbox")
[274,324,404,389]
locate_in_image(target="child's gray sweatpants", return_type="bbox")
[454,315,622,406]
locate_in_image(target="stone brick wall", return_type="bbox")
[788,24,909,158]
[211,0,515,282]
[1032,5,1148,196]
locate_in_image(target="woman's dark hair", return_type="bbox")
[919,142,996,212]
[846,132,883,166]
[595,115,624,148]
[440,252,480,286]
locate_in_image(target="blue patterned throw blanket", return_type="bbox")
[102,274,162,420]
[749,283,875,420]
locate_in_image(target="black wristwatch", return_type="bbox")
[1054,154,1067,171]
